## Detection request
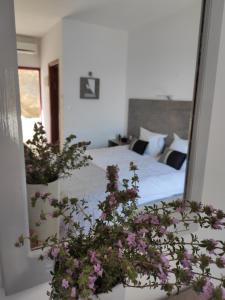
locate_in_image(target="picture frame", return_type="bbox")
[80,77,100,99]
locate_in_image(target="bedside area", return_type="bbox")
[108,138,130,147]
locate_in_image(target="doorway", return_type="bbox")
[48,60,59,144]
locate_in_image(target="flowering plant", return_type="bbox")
[24,122,92,184]
[16,163,225,300]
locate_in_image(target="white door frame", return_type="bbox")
[186,0,225,201]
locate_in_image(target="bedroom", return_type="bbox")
[15,0,202,221]
[3,0,225,299]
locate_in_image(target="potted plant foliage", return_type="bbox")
[24,122,91,246]
[16,161,225,300]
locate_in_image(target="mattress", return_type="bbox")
[87,145,185,205]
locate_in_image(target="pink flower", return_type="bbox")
[207,239,217,246]
[71,287,76,298]
[117,240,123,248]
[176,206,185,213]
[51,247,60,258]
[184,251,193,260]
[137,239,147,253]
[221,287,225,299]
[160,255,169,268]
[172,217,179,225]
[212,220,223,230]
[94,263,103,277]
[204,205,215,215]
[175,201,186,214]
[181,258,191,269]
[150,215,160,225]
[134,213,149,224]
[62,279,69,289]
[220,257,225,265]
[117,240,124,258]
[184,269,194,281]
[138,228,148,237]
[100,212,107,221]
[88,275,97,290]
[118,248,123,258]
[201,279,214,300]
[127,233,136,247]
[127,188,138,200]
[109,195,117,206]
[181,251,193,268]
[159,226,167,235]
[89,251,98,264]
[157,265,168,284]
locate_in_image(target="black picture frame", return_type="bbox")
[80,77,100,99]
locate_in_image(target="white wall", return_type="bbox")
[40,22,62,141]
[61,3,201,148]
[62,19,128,148]
[17,35,40,68]
[0,0,49,295]
[127,1,202,100]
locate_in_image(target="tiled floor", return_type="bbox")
[0,283,49,300]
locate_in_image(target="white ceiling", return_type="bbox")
[14,0,200,37]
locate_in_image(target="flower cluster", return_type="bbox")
[24,122,92,184]
[16,164,225,300]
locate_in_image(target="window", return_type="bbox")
[18,67,41,142]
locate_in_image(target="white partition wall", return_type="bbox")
[0,0,48,295]
[186,0,225,202]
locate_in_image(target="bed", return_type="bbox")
[61,99,192,227]
[87,145,186,206]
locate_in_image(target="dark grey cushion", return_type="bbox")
[159,148,186,170]
[129,138,149,155]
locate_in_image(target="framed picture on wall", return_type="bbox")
[80,77,100,99]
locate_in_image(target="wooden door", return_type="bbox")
[49,60,59,144]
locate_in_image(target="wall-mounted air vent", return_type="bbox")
[16,41,38,55]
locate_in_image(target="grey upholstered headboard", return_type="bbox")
[128,99,193,146]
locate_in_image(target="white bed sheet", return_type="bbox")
[88,145,185,205]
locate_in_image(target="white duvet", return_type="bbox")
[88,145,185,205]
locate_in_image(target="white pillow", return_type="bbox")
[170,133,189,170]
[170,133,188,154]
[140,127,167,157]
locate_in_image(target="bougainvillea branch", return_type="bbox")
[16,163,225,300]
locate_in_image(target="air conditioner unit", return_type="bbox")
[16,41,38,55]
